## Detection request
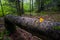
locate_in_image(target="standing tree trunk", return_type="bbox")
[57,0,60,11]
[35,0,40,12]
[40,0,44,11]
[30,0,32,16]
[32,0,33,11]
[36,0,44,12]
[37,0,41,12]
[22,0,24,14]
[15,0,21,16]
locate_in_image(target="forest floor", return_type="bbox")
[0,13,60,40]
[22,13,60,22]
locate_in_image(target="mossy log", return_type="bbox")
[4,15,60,40]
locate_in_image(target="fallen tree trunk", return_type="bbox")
[4,15,60,40]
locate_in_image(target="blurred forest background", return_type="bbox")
[0,0,60,40]
[0,0,60,17]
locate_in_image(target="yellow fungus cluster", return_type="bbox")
[39,17,44,23]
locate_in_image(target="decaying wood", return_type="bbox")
[4,15,60,40]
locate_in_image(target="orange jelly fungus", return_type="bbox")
[39,17,44,22]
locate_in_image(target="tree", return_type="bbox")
[32,0,33,11]
[0,0,4,16]
[15,0,21,16]
[8,0,24,15]
[57,0,60,11]
[30,0,32,15]
[22,0,24,14]
[35,0,44,12]
[40,0,44,11]
[3,0,17,15]
[36,0,41,12]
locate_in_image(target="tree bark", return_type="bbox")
[32,0,33,11]
[4,15,60,40]
[15,0,21,16]
[22,0,24,14]
[30,0,32,15]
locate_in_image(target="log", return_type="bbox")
[4,16,16,35]
[4,15,60,40]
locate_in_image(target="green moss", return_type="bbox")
[52,26,60,30]
[0,30,4,40]
[5,30,10,36]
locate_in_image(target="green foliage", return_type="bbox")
[45,0,52,4]
[53,26,60,30]
[0,9,3,17]
[7,0,15,2]
[3,5,16,15]
[5,30,10,36]
[0,29,10,40]
[24,3,30,12]
[0,0,60,17]
[0,0,17,16]
[0,31,4,40]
